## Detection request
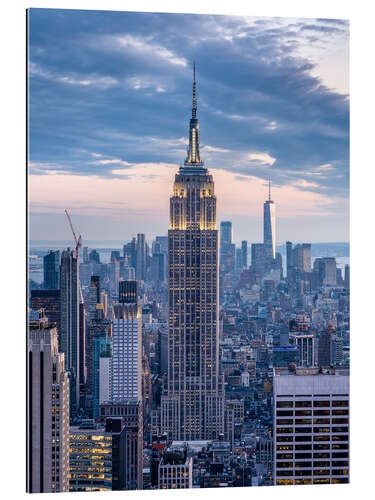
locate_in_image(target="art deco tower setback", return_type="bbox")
[161,65,224,440]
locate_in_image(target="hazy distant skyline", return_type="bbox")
[28,9,349,243]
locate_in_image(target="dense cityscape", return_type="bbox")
[27,69,349,493]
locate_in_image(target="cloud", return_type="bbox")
[247,152,276,166]
[27,9,349,240]
[97,34,188,67]
[202,145,231,153]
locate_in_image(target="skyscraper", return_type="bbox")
[286,241,293,276]
[60,248,80,415]
[43,250,60,289]
[264,179,276,261]
[27,310,70,493]
[220,221,235,274]
[88,275,100,322]
[273,366,349,486]
[112,280,142,402]
[136,233,146,281]
[161,64,224,440]
[241,240,248,269]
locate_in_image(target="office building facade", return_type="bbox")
[27,310,70,493]
[273,367,349,486]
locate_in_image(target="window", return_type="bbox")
[314,469,330,476]
[314,410,330,416]
[313,444,330,450]
[295,445,312,450]
[314,418,330,424]
[295,453,311,459]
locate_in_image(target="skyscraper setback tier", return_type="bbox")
[161,65,224,440]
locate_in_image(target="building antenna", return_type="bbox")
[192,60,197,119]
[268,177,271,201]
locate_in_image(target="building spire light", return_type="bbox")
[184,61,202,166]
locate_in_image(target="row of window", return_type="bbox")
[276,478,349,485]
[277,409,348,416]
[277,469,349,476]
[277,418,348,425]
[277,400,348,408]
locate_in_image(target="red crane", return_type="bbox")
[65,209,82,259]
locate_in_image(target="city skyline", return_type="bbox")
[26,8,350,493]
[28,9,349,243]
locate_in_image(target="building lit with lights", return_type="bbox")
[273,366,349,486]
[161,64,224,440]
[69,418,127,491]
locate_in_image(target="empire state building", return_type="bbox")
[160,65,224,440]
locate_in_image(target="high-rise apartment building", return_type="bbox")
[318,325,335,368]
[264,179,276,261]
[220,221,235,274]
[273,367,349,486]
[27,310,70,493]
[286,241,293,275]
[314,257,337,286]
[251,243,266,276]
[136,233,147,281]
[161,65,224,440]
[86,309,112,404]
[82,246,89,263]
[241,240,248,269]
[43,250,60,289]
[88,275,100,322]
[293,244,312,273]
[60,248,80,415]
[79,299,86,390]
[112,281,142,402]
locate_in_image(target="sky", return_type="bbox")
[28,9,349,245]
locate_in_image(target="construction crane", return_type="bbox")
[65,209,82,259]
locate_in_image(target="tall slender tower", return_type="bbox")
[264,178,276,261]
[60,248,80,416]
[161,64,224,440]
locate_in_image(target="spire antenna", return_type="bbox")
[268,177,271,201]
[192,60,197,119]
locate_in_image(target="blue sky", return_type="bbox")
[28,9,349,244]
